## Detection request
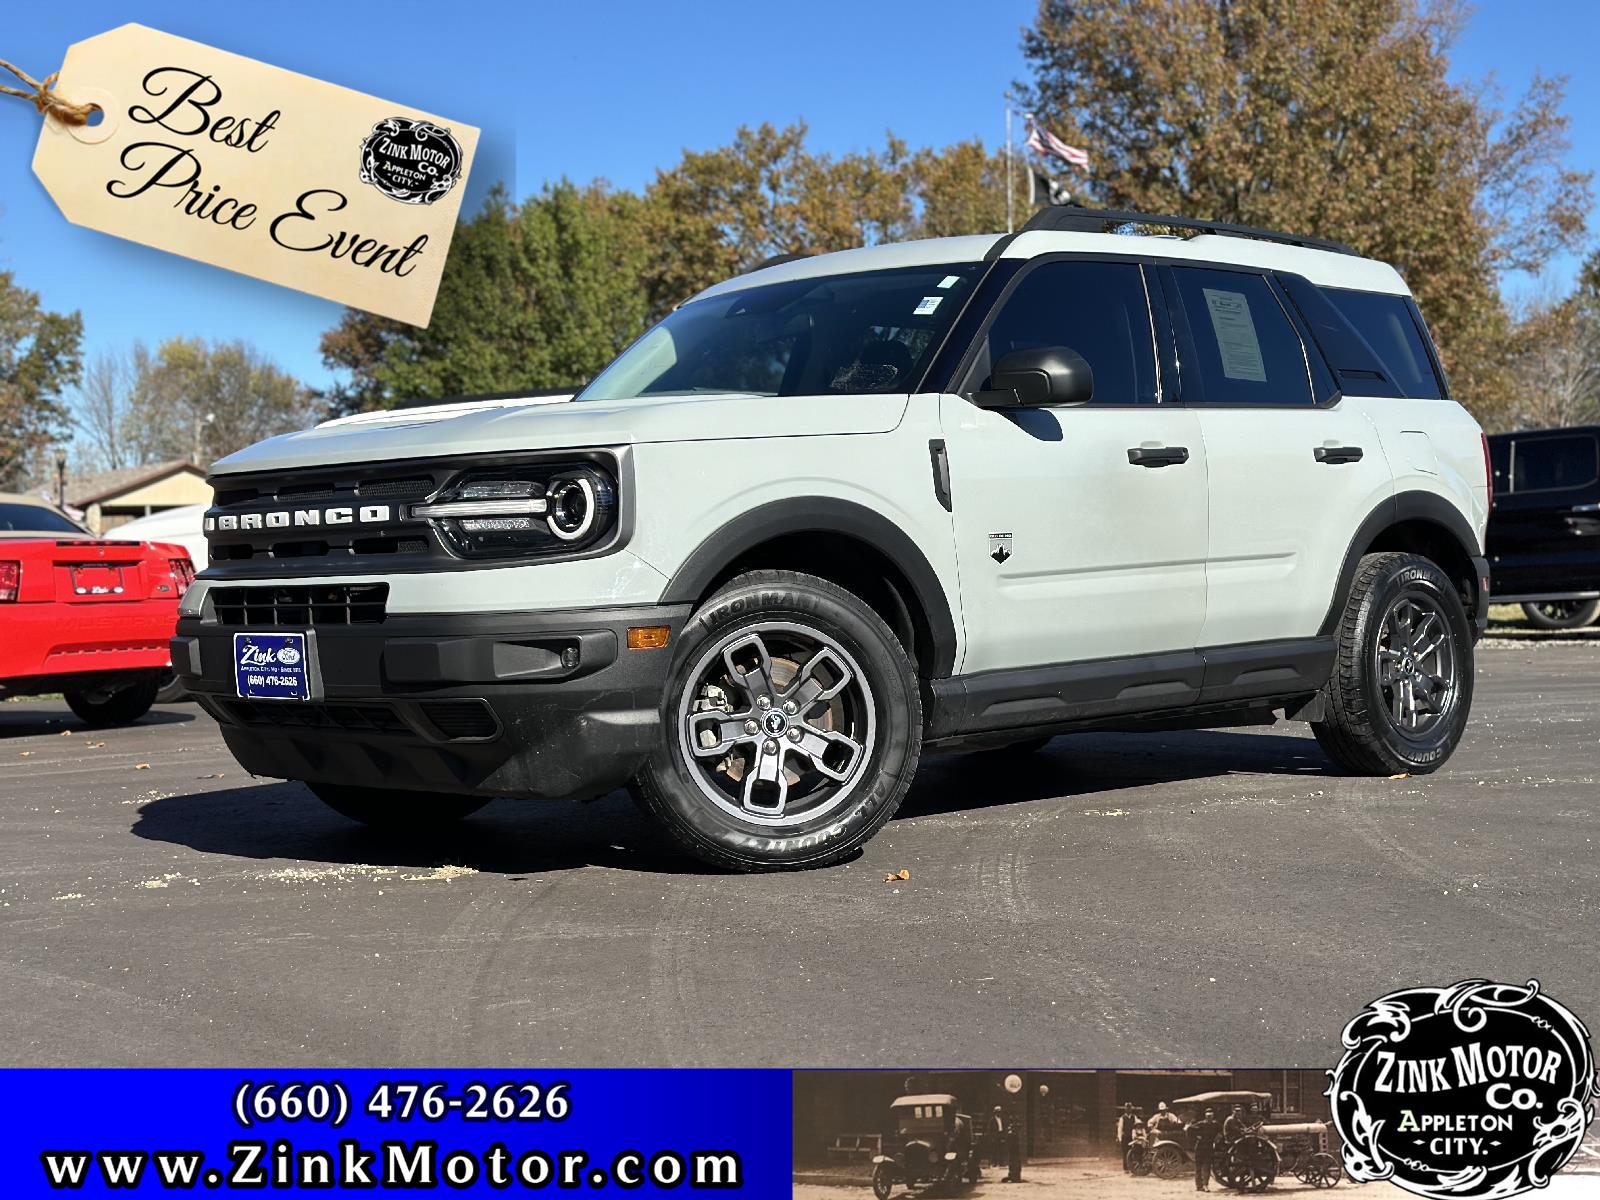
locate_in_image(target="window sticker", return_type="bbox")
[938,275,962,289]
[1202,287,1267,382]
[914,296,943,316]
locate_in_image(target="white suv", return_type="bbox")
[173,206,1492,871]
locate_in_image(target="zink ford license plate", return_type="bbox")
[234,632,311,700]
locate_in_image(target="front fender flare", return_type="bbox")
[659,496,959,677]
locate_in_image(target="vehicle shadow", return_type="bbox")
[900,728,1333,820]
[130,781,703,877]
[0,705,198,740]
[130,727,1334,876]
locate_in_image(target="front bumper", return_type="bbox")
[173,603,689,801]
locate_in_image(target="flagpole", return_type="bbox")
[1004,93,1014,233]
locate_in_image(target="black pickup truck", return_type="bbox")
[1486,425,1600,628]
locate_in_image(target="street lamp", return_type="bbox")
[1001,1074,1024,1183]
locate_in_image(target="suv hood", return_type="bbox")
[211,391,911,475]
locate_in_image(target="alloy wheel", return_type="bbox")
[676,621,876,827]
[1375,592,1459,737]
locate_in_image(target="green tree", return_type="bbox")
[0,270,81,488]
[1020,0,1592,426]
[322,182,655,411]
[127,338,313,466]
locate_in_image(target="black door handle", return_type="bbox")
[1314,446,1364,464]
[1127,446,1190,468]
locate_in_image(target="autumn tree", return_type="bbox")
[1020,0,1592,426]
[125,338,314,466]
[640,123,916,311]
[1500,280,1600,431]
[910,139,1014,239]
[0,270,81,489]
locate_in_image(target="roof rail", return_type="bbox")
[747,252,810,273]
[1020,205,1357,256]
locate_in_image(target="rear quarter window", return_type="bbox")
[1510,434,1600,493]
[1322,288,1445,399]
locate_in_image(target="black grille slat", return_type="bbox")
[211,584,388,627]
[221,699,483,741]
[276,483,337,502]
[223,700,407,735]
[358,477,433,500]
[419,701,500,740]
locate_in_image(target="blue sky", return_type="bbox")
[2,0,1597,398]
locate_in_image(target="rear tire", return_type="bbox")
[630,569,922,871]
[1521,599,1600,629]
[308,782,490,828]
[65,674,161,727]
[1313,552,1473,775]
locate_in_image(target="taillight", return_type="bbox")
[0,561,18,602]
[1482,432,1494,515]
[169,557,196,597]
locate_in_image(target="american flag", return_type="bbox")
[1025,116,1090,169]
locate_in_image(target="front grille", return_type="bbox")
[211,584,389,626]
[222,699,408,734]
[419,700,500,740]
[204,462,451,567]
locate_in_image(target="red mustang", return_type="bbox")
[0,492,195,726]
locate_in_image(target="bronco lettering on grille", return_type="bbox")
[205,504,392,533]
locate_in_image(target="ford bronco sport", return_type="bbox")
[173,206,1492,870]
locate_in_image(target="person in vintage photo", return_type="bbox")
[1187,1106,1220,1192]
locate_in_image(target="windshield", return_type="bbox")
[580,263,985,401]
[0,502,83,535]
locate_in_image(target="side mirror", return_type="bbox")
[975,346,1094,408]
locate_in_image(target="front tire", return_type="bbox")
[871,1163,895,1200]
[65,673,161,727]
[630,570,922,871]
[1521,599,1600,629]
[308,782,490,829]
[1313,552,1473,775]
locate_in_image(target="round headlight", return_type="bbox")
[547,472,615,542]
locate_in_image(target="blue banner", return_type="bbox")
[0,1070,791,1194]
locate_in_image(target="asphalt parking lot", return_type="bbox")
[2,628,1596,1068]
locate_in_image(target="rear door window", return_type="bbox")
[1510,434,1600,493]
[1164,267,1313,405]
[1322,289,1445,399]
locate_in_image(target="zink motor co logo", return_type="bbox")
[358,116,464,205]
[1329,979,1596,1198]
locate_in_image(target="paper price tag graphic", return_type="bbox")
[30,24,479,327]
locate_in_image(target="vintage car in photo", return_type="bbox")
[1126,1090,1340,1191]
[870,1093,981,1199]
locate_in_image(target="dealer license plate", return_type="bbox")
[234,632,311,701]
